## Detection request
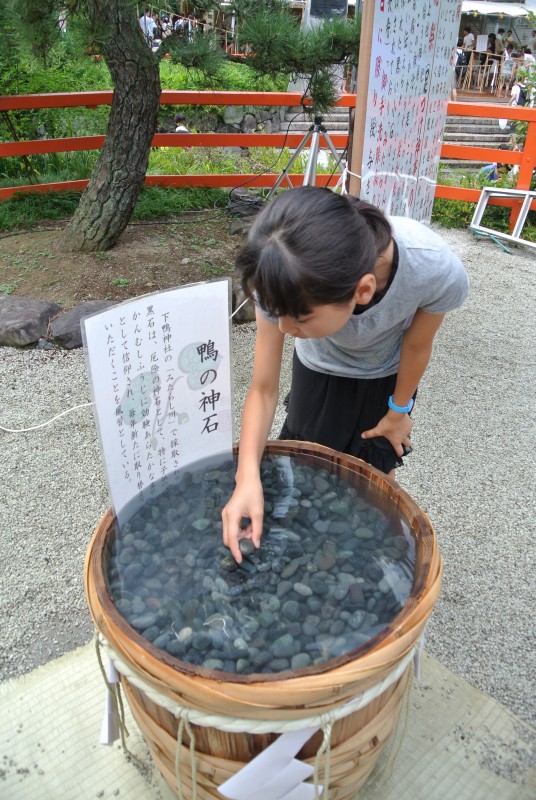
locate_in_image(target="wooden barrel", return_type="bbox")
[85,441,442,799]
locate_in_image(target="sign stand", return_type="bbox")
[266,116,344,199]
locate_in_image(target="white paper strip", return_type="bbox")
[99,658,121,745]
[248,759,314,800]
[218,727,319,800]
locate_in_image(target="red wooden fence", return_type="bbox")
[1,91,535,215]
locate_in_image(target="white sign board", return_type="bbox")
[359,0,461,222]
[83,280,233,521]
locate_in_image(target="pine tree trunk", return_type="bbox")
[59,1,161,252]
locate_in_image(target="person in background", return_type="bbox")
[139,9,154,46]
[509,77,528,107]
[497,44,516,98]
[463,26,475,50]
[455,37,469,87]
[174,113,190,133]
[496,28,505,47]
[161,14,172,38]
[477,162,509,184]
[523,47,536,66]
[478,144,516,184]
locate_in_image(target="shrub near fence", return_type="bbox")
[1,91,536,228]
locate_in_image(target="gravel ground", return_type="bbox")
[0,227,534,728]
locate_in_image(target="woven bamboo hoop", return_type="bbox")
[85,441,442,799]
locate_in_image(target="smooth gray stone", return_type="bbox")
[192,632,211,651]
[280,560,300,580]
[291,653,312,669]
[355,527,374,539]
[203,658,224,670]
[130,613,157,630]
[281,600,301,622]
[50,300,115,349]
[192,518,211,532]
[272,634,296,659]
[152,633,170,650]
[122,562,144,584]
[142,625,160,642]
[348,610,366,630]
[293,582,313,597]
[239,538,255,557]
[268,658,290,672]
[333,583,349,601]
[0,296,62,347]
[276,581,293,599]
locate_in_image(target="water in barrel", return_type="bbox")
[106,454,416,675]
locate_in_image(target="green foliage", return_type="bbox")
[0,187,227,230]
[0,191,82,230]
[0,282,18,295]
[147,146,250,175]
[131,187,227,219]
[18,0,61,65]
[163,30,224,76]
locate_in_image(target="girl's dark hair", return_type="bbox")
[237,186,392,318]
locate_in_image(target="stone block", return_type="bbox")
[50,300,116,349]
[0,296,62,347]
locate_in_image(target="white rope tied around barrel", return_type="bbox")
[94,631,145,770]
[175,711,197,800]
[101,636,418,735]
[313,712,335,800]
[96,635,419,798]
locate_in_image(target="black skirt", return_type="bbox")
[279,351,414,474]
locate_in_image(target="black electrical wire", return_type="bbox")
[226,110,306,216]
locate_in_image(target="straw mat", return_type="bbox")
[0,645,534,800]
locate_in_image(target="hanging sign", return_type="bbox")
[83,280,233,522]
[352,0,461,222]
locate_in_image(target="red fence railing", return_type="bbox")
[1,91,535,219]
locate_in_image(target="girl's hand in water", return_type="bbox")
[361,410,413,457]
[222,478,264,563]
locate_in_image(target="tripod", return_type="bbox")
[266,115,344,199]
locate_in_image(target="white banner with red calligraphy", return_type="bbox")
[360,0,461,222]
[83,280,233,520]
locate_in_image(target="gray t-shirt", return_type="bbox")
[259,216,469,379]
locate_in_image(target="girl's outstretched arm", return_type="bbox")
[361,309,446,456]
[222,312,285,562]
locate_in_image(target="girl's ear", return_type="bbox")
[353,274,377,306]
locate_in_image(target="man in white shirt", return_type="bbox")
[463,27,475,50]
[139,10,154,45]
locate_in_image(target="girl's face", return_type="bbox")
[277,301,355,339]
[276,274,376,339]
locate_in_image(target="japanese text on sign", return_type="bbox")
[84,281,233,520]
[361,0,461,222]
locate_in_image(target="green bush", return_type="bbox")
[0,186,228,231]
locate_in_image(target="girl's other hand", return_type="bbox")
[361,410,413,457]
[222,479,264,563]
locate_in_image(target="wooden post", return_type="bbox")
[348,0,374,197]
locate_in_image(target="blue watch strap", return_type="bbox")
[388,395,414,413]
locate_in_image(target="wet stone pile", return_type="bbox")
[106,455,415,676]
